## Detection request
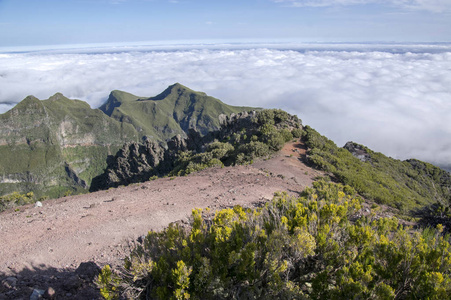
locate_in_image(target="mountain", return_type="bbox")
[0,93,139,199]
[302,127,451,214]
[2,86,451,298]
[99,83,255,141]
[90,107,451,215]
[0,85,254,201]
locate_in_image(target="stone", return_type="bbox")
[4,276,17,288]
[34,201,42,208]
[30,289,45,300]
[344,141,372,162]
[43,287,56,299]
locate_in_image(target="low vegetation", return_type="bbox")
[98,181,451,299]
[169,109,300,176]
[302,126,451,214]
[0,191,35,212]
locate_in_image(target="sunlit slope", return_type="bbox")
[302,126,451,213]
[100,83,254,141]
[0,93,138,198]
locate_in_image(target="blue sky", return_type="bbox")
[0,0,450,47]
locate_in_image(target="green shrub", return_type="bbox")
[98,181,451,299]
[280,128,293,143]
[291,128,303,138]
[237,141,271,159]
[0,191,35,212]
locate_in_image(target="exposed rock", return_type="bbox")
[344,142,371,162]
[64,164,88,189]
[219,111,256,128]
[43,287,56,299]
[2,276,17,289]
[90,139,167,191]
[30,288,45,300]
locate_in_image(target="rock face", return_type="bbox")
[90,139,167,190]
[90,133,193,191]
[343,142,372,162]
[0,84,255,199]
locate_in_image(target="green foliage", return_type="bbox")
[302,126,451,213]
[169,149,226,177]
[291,127,303,138]
[98,181,451,299]
[97,265,120,300]
[168,109,302,176]
[0,191,35,212]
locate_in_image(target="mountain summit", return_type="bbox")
[100,83,254,141]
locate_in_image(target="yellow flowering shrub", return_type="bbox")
[98,181,451,299]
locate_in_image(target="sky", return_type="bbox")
[0,0,450,47]
[0,0,450,170]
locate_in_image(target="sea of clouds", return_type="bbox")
[1,43,450,170]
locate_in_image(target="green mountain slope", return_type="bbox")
[302,126,451,213]
[100,83,255,141]
[0,93,138,199]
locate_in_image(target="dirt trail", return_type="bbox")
[0,142,323,299]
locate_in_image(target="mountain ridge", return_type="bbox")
[0,84,255,202]
[100,83,256,141]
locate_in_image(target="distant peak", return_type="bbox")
[48,92,67,101]
[11,95,44,112]
[24,95,40,102]
[169,83,189,90]
[110,89,125,96]
[109,90,139,100]
[149,83,198,101]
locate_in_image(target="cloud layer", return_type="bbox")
[1,44,451,169]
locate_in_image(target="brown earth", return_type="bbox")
[0,141,324,299]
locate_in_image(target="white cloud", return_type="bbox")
[273,0,451,12]
[0,44,451,169]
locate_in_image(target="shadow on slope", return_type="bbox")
[0,262,101,300]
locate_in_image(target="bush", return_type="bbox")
[98,181,451,299]
[237,141,271,159]
[0,191,35,212]
[291,128,303,138]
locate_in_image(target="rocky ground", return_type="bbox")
[0,142,324,299]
